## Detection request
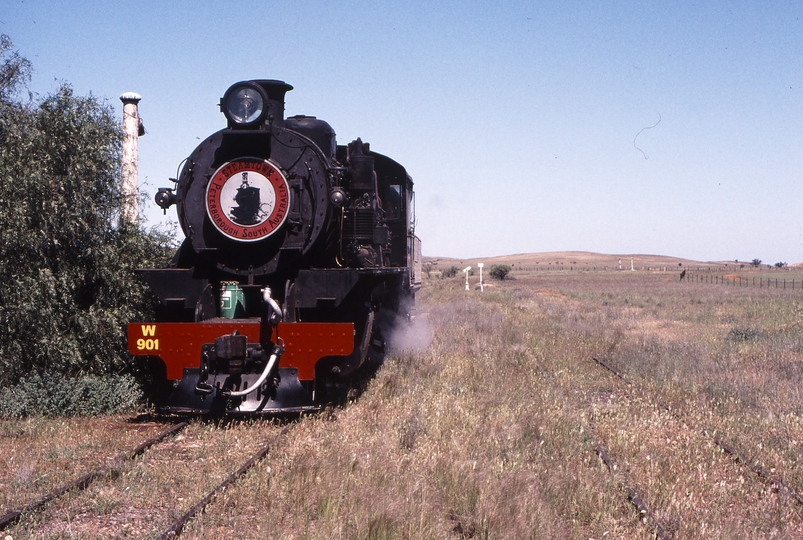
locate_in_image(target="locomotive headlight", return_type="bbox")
[221,82,267,127]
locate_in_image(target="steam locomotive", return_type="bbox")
[128,80,421,414]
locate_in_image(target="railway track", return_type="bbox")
[0,418,189,531]
[591,355,803,507]
[2,416,296,538]
[531,360,671,539]
[533,348,803,537]
[158,422,294,539]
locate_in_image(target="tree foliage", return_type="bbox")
[0,35,172,404]
[0,34,32,101]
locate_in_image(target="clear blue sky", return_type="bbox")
[4,0,802,263]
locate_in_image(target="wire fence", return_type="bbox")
[680,269,802,290]
[430,262,803,291]
[510,264,792,273]
[513,265,688,272]
[512,265,803,290]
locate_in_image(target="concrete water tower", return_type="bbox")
[120,92,143,226]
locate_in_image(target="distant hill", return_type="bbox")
[424,251,746,269]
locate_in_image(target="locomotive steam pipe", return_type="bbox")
[262,287,283,322]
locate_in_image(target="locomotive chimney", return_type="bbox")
[254,80,292,126]
[120,92,143,227]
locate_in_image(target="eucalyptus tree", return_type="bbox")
[0,35,172,415]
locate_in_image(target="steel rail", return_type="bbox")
[159,422,294,539]
[0,420,189,531]
[532,361,671,540]
[590,437,671,540]
[592,355,803,507]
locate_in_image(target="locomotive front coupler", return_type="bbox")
[194,287,285,398]
[195,334,274,395]
[221,341,284,398]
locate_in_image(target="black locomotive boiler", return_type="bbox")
[129,79,421,414]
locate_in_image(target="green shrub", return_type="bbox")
[423,263,433,278]
[727,327,761,342]
[441,266,459,278]
[489,264,512,280]
[0,373,144,417]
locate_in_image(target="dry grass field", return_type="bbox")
[3,254,803,538]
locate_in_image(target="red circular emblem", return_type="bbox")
[206,158,290,242]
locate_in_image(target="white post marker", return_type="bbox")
[478,263,484,292]
[463,266,471,291]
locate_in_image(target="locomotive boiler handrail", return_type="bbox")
[222,342,284,397]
